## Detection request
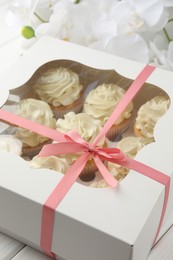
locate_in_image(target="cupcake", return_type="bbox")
[84,83,134,141]
[15,98,56,158]
[29,155,69,174]
[0,135,22,155]
[108,136,152,181]
[91,136,152,188]
[56,111,107,181]
[134,95,170,140]
[33,67,84,118]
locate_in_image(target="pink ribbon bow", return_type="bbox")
[39,129,126,188]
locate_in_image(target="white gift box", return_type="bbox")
[0,37,173,260]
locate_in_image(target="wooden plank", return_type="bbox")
[10,226,173,260]
[0,232,24,260]
[147,226,173,260]
[12,246,52,260]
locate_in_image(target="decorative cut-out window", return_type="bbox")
[0,60,170,187]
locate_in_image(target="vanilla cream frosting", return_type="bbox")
[34,67,83,106]
[15,98,56,147]
[108,136,152,180]
[90,179,108,188]
[0,135,22,155]
[56,111,106,146]
[135,95,170,139]
[116,136,152,158]
[29,155,69,174]
[84,84,133,125]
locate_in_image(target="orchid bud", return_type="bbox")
[21,26,35,39]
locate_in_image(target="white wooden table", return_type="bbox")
[1,226,173,260]
[0,1,173,259]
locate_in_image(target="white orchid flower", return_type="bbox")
[150,34,173,70]
[91,33,149,63]
[4,0,173,70]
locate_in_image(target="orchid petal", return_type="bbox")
[134,0,164,27]
[106,33,149,63]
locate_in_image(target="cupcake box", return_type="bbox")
[0,37,173,260]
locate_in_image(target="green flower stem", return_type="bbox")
[163,18,173,42]
[163,28,172,43]
[34,12,48,23]
[74,0,80,3]
[168,18,173,23]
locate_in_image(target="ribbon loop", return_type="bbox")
[97,147,125,162]
[64,130,88,146]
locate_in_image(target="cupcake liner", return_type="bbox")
[106,117,131,141]
[50,90,85,119]
[22,139,52,159]
[79,158,97,182]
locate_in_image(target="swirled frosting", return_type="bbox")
[34,67,83,106]
[117,136,152,158]
[56,111,106,146]
[135,95,170,139]
[29,156,69,174]
[15,98,56,147]
[108,136,152,179]
[84,84,133,124]
[0,135,22,155]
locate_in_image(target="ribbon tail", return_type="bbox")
[121,157,170,244]
[40,152,90,257]
[93,155,118,188]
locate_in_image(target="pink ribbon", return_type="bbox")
[0,65,170,259]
